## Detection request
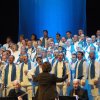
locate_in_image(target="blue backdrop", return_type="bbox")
[19,0,86,40]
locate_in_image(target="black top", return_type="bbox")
[8,89,28,100]
[69,86,88,100]
[33,72,68,100]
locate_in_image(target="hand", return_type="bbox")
[94,80,98,85]
[18,96,23,100]
[24,70,28,75]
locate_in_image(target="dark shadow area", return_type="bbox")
[0,0,19,44]
[86,0,100,36]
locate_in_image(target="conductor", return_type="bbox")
[32,62,68,100]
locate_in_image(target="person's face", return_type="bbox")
[78,30,83,36]
[37,58,42,65]
[73,81,79,90]
[13,83,20,90]
[0,49,5,55]
[66,32,71,38]
[56,35,60,40]
[49,42,54,47]
[2,52,7,56]
[23,56,28,63]
[22,40,26,46]
[41,51,47,58]
[91,36,96,42]
[73,35,78,42]
[61,37,66,42]
[8,56,14,64]
[96,30,100,37]
[58,47,63,51]
[58,54,63,61]
[2,56,7,62]
[20,51,26,55]
[54,44,59,48]
[6,37,11,43]
[28,41,32,48]
[31,35,35,40]
[19,56,24,62]
[89,52,95,59]
[6,50,11,57]
[44,31,48,37]
[54,52,58,58]
[19,36,24,42]
[38,40,42,45]
[86,39,92,44]
[12,45,17,52]
[77,53,83,60]
[72,55,77,62]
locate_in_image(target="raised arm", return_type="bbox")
[54,74,68,83]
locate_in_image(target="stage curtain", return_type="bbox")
[19,0,86,40]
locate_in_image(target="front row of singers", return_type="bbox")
[1,61,89,100]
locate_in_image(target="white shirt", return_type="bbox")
[12,51,20,63]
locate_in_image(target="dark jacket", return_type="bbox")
[69,86,88,100]
[8,89,28,100]
[33,72,68,100]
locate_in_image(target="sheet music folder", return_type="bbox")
[0,97,18,100]
[59,96,76,100]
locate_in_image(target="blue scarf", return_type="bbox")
[90,59,95,79]
[75,60,84,79]
[42,38,45,47]
[34,66,40,86]
[35,66,40,77]
[20,61,31,82]
[55,61,66,77]
[4,63,16,85]
[51,58,56,66]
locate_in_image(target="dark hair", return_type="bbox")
[77,51,84,56]
[9,55,15,60]
[43,30,48,33]
[31,33,37,40]
[66,31,72,34]
[36,56,42,61]
[56,32,61,36]
[42,62,51,72]
[72,53,77,57]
